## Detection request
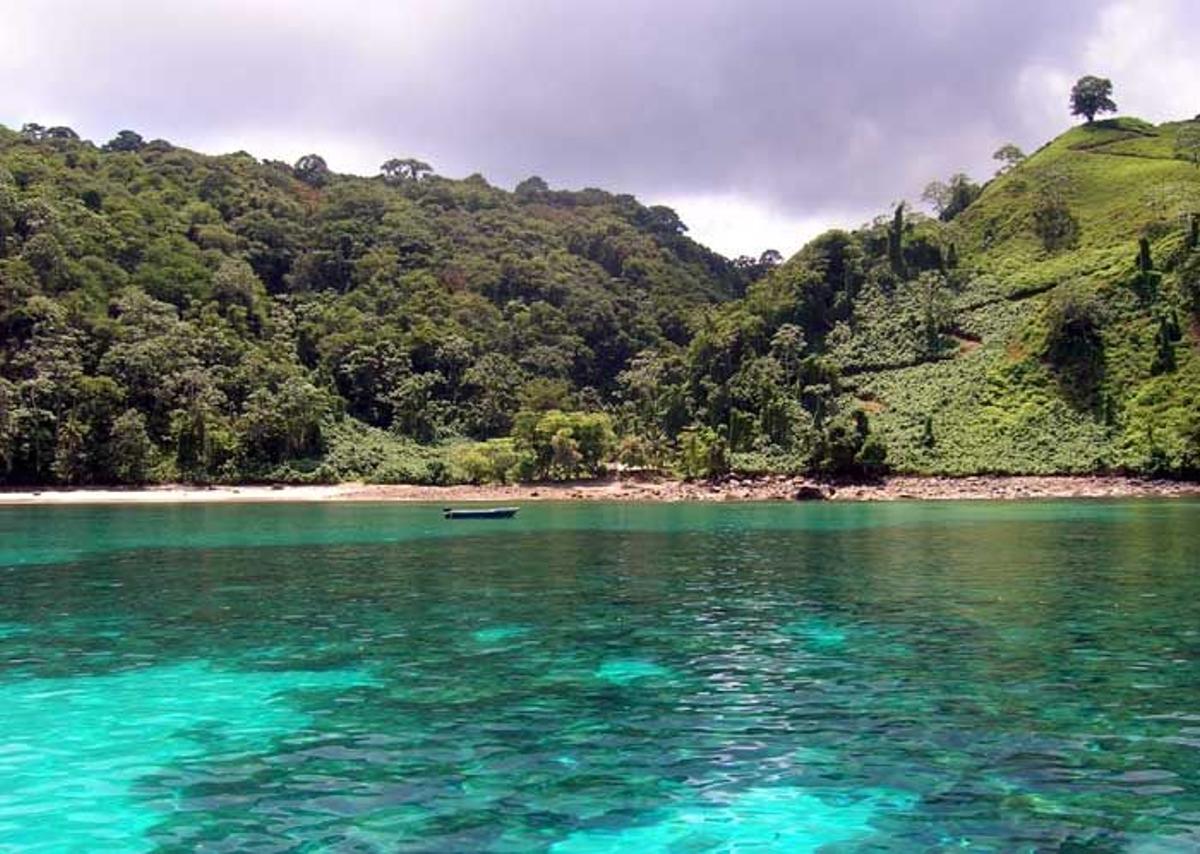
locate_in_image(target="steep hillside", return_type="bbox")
[843,117,1200,474]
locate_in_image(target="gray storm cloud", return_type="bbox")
[2,0,1196,244]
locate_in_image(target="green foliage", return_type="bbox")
[0,122,742,485]
[293,154,331,187]
[1150,314,1177,376]
[1070,76,1117,124]
[1030,170,1081,252]
[888,203,906,276]
[1138,237,1153,273]
[319,420,458,485]
[677,425,730,480]
[1182,248,1200,312]
[514,175,550,199]
[380,158,433,184]
[1175,124,1200,168]
[992,144,1026,175]
[103,130,144,152]
[921,414,935,449]
[1131,236,1162,301]
[813,410,888,478]
[1040,287,1105,405]
[916,271,953,356]
[454,438,521,484]
[922,173,982,221]
[238,377,332,469]
[1,108,1198,485]
[841,115,1200,478]
[512,410,616,480]
[108,409,153,483]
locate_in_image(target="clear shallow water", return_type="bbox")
[1,500,1199,852]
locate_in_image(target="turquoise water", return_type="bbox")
[1,501,1199,852]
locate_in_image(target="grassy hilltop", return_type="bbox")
[832,117,1200,475]
[0,116,1198,485]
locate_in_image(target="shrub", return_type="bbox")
[108,409,153,483]
[1041,288,1104,404]
[454,439,521,485]
[1181,250,1200,313]
[321,419,460,484]
[512,410,616,480]
[1032,198,1080,251]
[676,425,730,480]
[813,410,888,479]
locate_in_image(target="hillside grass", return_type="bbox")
[837,116,1200,475]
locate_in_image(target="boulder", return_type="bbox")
[793,485,827,501]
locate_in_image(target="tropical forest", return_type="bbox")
[2,89,1199,486]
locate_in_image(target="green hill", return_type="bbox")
[1,117,1197,485]
[830,117,1200,475]
[0,125,750,484]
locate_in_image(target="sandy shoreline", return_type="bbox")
[1,475,1198,506]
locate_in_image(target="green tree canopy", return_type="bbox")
[103,129,145,152]
[992,143,1026,173]
[921,173,981,221]
[294,154,331,187]
[380,158,433,184]
[1070,76,1117,123]
[514,175,549,198]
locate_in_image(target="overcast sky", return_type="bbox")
[2,0,1197,257]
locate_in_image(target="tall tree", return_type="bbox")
[916,271,952,356]
[0,379,17,476]
[294,154,331,187]
[514,175,549,198]
[1070,76,1117,123]
[759,249,783,268]
[992,143,1026,174]
[103,130,145,152]
[108,409,153,483]
[888,203,906,276]
[921,173,980,221]
[380,158,433,184]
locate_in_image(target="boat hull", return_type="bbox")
[443,507,519,520]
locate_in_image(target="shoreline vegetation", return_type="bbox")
[2,111,1199,491]
[2,475,1198,505]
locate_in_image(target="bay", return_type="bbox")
[1,500,1198,851]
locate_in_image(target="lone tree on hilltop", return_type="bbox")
[1070,76,1117,124]
[514,175,550,198]
[103,129,146,152]
[380,158,433,184]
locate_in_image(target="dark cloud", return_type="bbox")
[390,0,1093,205]
[2,0,1195,250]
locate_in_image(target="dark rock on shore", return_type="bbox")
[793,485,828,501]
